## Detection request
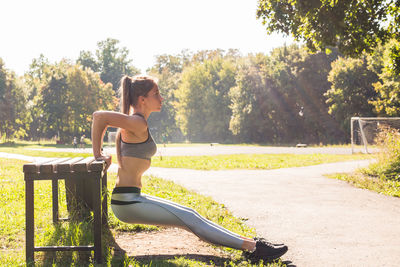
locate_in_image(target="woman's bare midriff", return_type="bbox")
[116,156,151,188]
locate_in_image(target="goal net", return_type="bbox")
[351,117,400,153]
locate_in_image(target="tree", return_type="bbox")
[175,51,237,142]
[77,38,140,92]
[147,53,188,142]
[0,58,28,140]
[370,39,400,116]
[325,55,378,134]
[257,0,400,73]
[32,60,116,142]
[230,45,344,144]
[24,54,50,140]
[229,54,272,143]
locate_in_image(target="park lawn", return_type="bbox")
[1,145,374,170]
[0,145,93,159]
[0,158,285,266]
[151,153,375,170]
[327,158,400,198]
[327,172,400,197]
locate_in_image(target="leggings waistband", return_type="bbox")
[112,187,141,194]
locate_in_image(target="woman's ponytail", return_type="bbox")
[116,75,133,167]
[121,76,132,115]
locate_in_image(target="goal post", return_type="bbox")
[351,117,400,154]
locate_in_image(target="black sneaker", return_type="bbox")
[253,237,285,247]
[244,238,288,263]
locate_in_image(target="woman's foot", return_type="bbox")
[243,238,288,263]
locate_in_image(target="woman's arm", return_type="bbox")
[91,110,147,160]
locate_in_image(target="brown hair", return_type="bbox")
[116,75,157,166]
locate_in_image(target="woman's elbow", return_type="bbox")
[92,110,101,118]
[92,111,110,127]
[92,111,105,121]
[92,111,104,125]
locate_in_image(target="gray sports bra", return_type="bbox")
[120,114,157,160]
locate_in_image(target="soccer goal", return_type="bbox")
[351,117,400,154]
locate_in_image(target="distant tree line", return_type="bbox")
[1,38,399,145]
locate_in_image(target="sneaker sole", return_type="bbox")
[263,246,288,262]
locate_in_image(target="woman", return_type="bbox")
[91,75,288,263]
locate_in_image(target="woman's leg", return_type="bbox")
[111,189,288,262]
[112,192,245,249]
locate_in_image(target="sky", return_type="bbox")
[0,0,294,75]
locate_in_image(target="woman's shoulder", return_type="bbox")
[93,111,147,132]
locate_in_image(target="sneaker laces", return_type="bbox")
[254,237,284,247]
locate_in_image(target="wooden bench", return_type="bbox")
[296,143,307,148]
[23,157,108,264]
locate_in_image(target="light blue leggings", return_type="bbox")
[111,187,244,249]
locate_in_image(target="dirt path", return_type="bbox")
[144,161,400,267]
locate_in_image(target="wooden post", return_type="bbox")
[52,178,59,223]
[102,172,108,225]
[25,176,34,265]
[93,172,102,263]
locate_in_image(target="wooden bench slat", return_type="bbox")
[23,158,57,173]
[72,157,96,172]
[39,158,71,173]
[89,160,106,172]
[56,157,85,173]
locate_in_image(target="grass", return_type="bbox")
[327,127,400,198]
[151,153,374,170]
[1,143,374,171]
[0,158,284,266]
[327,172,400,197]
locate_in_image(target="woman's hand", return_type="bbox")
[95,154,112,171]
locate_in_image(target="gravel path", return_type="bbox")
[2,151,398,266]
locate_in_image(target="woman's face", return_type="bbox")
[144,84,163,112]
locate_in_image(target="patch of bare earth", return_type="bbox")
[113,227,233,263]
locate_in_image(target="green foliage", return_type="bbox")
[325,55,378,134]
[328,126,400,197]
[175,51,237,142]
[328,173,400,197]
[369,40,400,115]
[256,0,399,73]
[77,38,140,91]
[364,126,400,181]
[230,45,342,144]
[147,53,189,142]
[29,59,117,142]
[0,59,29,140]
[4,37,400,145]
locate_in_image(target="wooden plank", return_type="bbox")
[89,160,105,172]
[56,157,84,173]
[34,245,94,252]
[72,157,95,172]
[23,158,57,173]
[39,158,71,173]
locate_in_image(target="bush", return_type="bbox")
[364,126,400,181]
